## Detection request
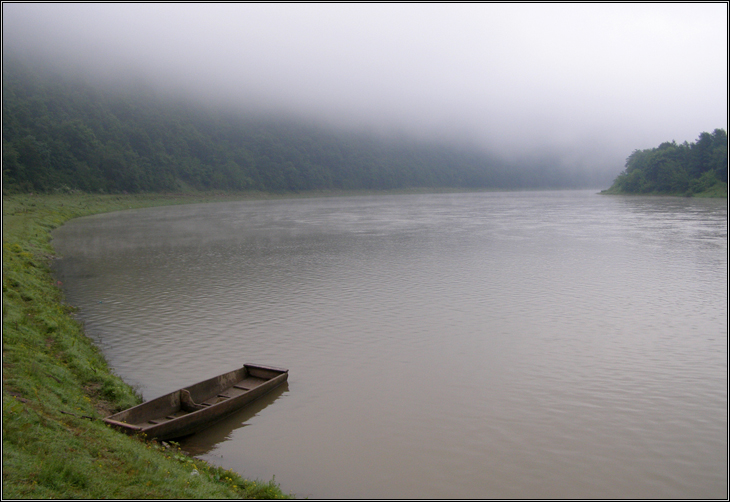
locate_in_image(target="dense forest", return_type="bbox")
[605,129,727,196]
[3,56,602,194]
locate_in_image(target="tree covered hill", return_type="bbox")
[3,56,603,194]
[604,129,727,196]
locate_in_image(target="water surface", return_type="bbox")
[53,190,728,499]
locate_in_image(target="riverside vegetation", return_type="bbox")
[603,129,727,197]
[2,192,293,499]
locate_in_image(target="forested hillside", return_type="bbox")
[3,57,599,194]
[605,129,727,196]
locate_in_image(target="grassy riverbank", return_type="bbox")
[600,180,727,197]
[2,192,293,499]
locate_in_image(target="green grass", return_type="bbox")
[2,192,294,499]
[692,180,728,198]
[600,180,727,197]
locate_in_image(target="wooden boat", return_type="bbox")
[103,364,288,441]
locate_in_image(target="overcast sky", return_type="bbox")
[3,3,728,178]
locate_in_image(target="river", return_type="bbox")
[52,190,728,499]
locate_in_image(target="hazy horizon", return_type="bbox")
[3,3,727,182]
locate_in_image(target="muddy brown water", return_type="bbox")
[53,190,727,498]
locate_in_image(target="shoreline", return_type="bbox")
[2,192,294,499]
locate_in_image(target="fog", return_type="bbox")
[3,3,727,180]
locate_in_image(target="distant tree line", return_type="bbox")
[3,56,599,194]
[606,129,727,195]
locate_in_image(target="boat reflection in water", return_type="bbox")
[179,381,290,456]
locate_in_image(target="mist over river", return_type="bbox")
[52,190,727,499]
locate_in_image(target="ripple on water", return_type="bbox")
[52,191,728,498]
